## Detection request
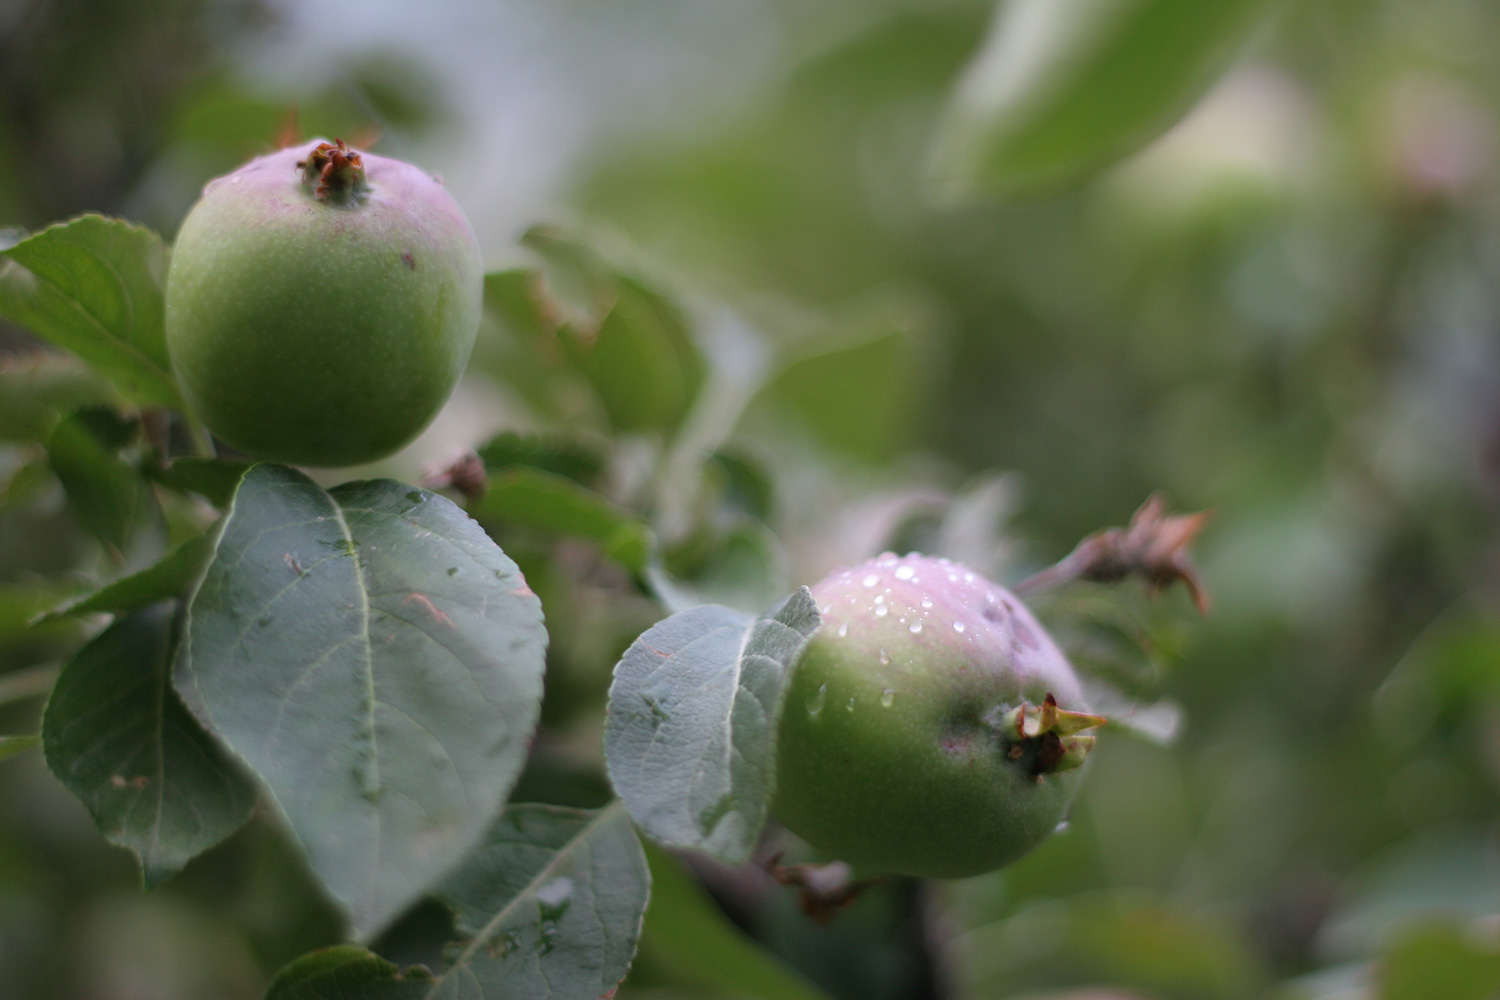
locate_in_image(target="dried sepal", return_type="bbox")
[1015,494,1213,612]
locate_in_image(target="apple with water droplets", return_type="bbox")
[773,553,1103,878]
[165,139,483,467]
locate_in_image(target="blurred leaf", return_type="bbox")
[706,448,776,523]
[928,0,1278,199]
[1079,679,1184,745]
[0,352,119,442]
[0,734,40,761]
[1377,922,1500,1000]
[471,467,654,574]
[522,225,621,332]
[0,665,57,707]
[0,215,180,408]
[0,581,81,651]
[1320,831,1500,960]
[518,226,706,435]
[47,407,166,567]
[36,533,214,622]
[0,454,51,513]
[560,276,706,434]
[626,841,834,1000]
[175,464,547,940]
[265,803,650,1000]
[42,604,256,887]
[477,430,606,486]
[652,520,789,616]
[754,308,930,463]
[262,945,430,999]
[475,270,578,422]
[1038,586,1184,702]
[960,891,1265,999]
[149,457,252,508]
[604,588,820,864]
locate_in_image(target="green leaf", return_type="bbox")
[521,225,620,331]
[46,407,166,567]
[432,802,650,998]
[927,0,1279,199]
[0,215,181,408]
[42,604,257,887]
[753,312,930,464]
[0,734,40,762]
[629,841,833,1000]
[36,533,215,622]
[0,352,119,442]
[651,521,790,616]
[519,226,706,435]
[265,803,651,1000]
[262,945,432,1000]
[473,270,576,422]
[1378,922,1500,1000]
[706,448,776,523]
[604,589,820,864]
[477,431,605,486]
[175,464,548,940]
[560,276,705,435]
[960,890,1265,999]
[470,467,654,574]
[149,457,252,507]
[1320,831,1500,959]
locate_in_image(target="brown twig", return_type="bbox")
[423,451,488,502]
[763,853,884,925]
[1013,494,1212,613]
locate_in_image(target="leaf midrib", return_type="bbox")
[2,234,178,404]
[432,800,623,994]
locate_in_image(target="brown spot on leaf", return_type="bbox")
[404,592,454,628]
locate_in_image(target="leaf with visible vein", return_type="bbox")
[604,589,820,864]
[0,215,181,408]
[42,604,256,886]
[264,802,650,1000]
[176,463,548,940]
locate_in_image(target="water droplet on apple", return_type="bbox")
[808,683,827,716]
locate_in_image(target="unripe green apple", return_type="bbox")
[165,139,483,467]
[773,553,1102,878]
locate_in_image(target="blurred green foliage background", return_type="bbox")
[1,0,1498,998]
